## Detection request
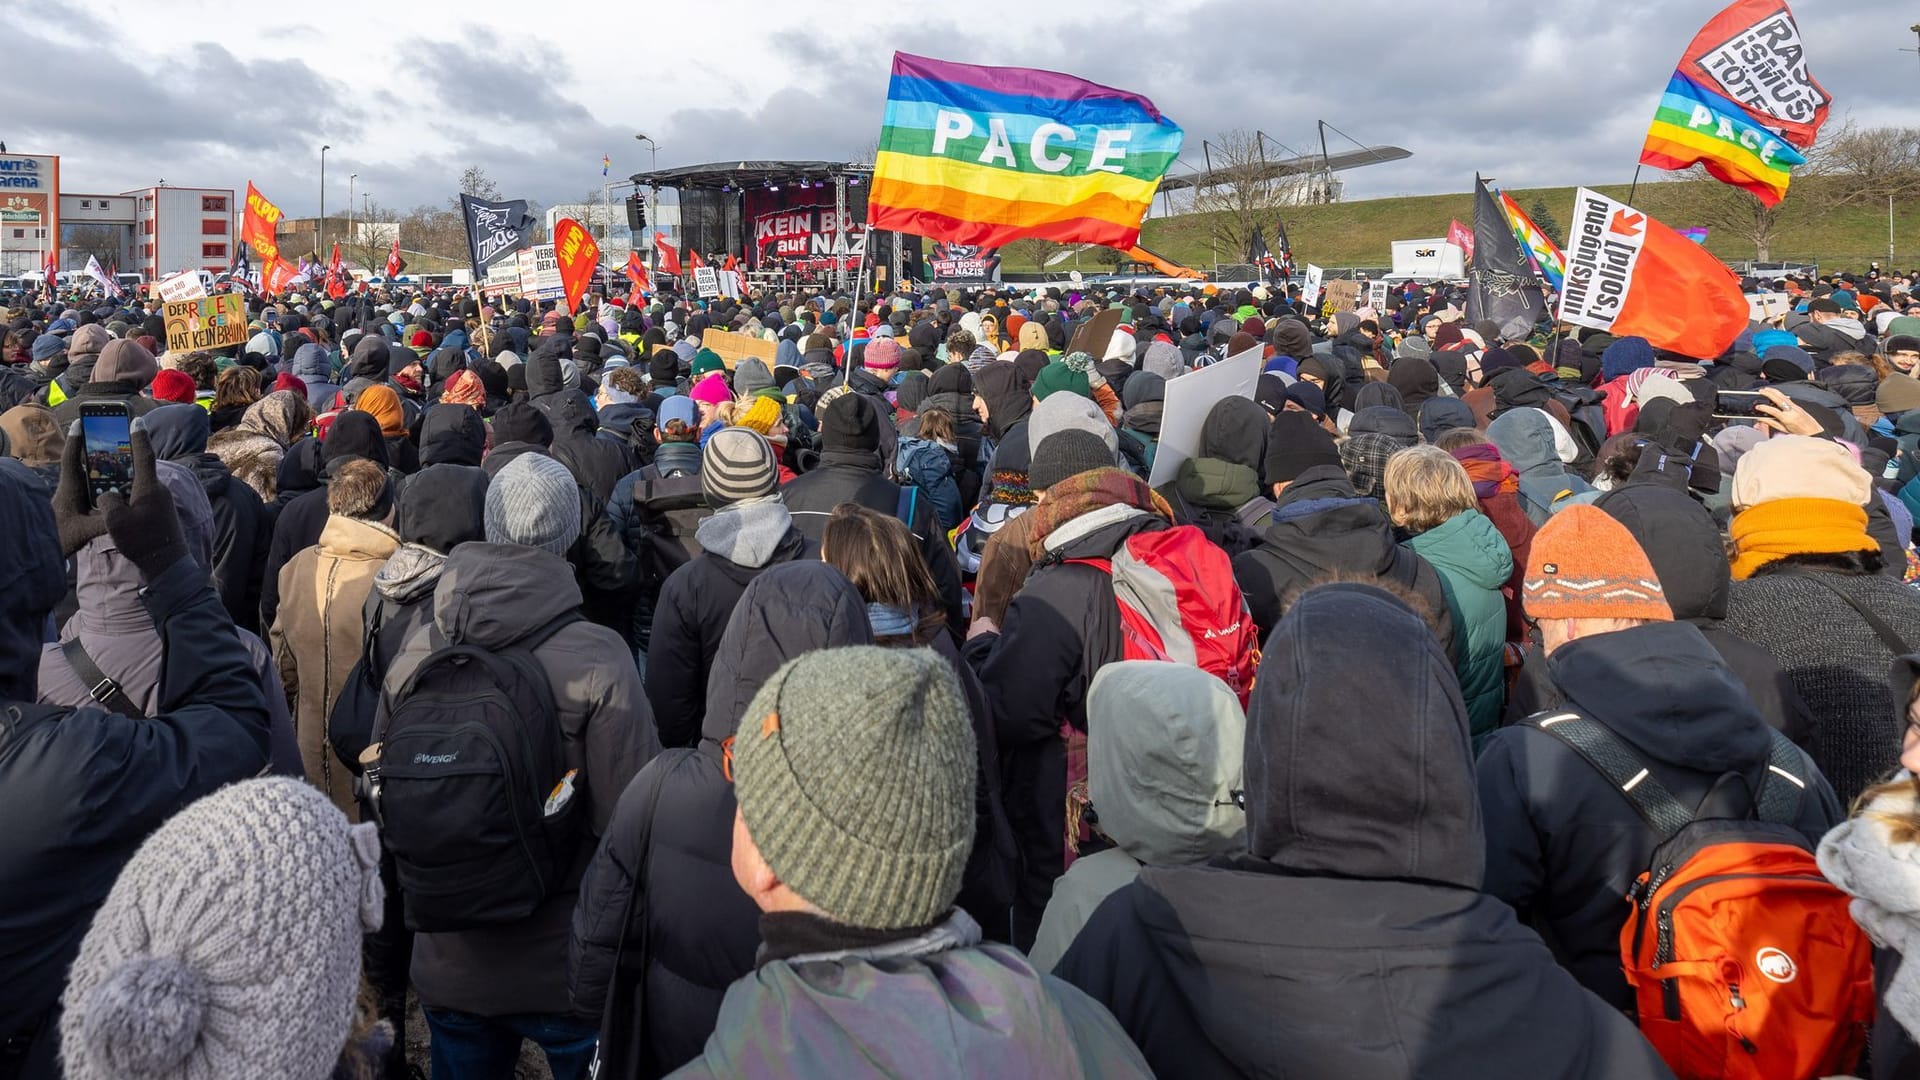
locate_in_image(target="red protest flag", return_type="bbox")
[326,242,345,299]
[240,181,284,264]
[1675,0,1829,150]
[686,246,706,272]
[654,233,682,278]
[623,251,651,293]
[261,256,300,296]
[552,217,600,315]
[1557,187,1747,360]
[385,236,404,279]
[1446,219,1475,262]
[722,253,738,273]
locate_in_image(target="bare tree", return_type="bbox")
[1001,236,1069,271]
[1820,122,1920,207]
[1641,173,1791,262]
[348,205,398,275]
[1190,130,1308,270]
[457,166,501,201]
[60,224,121,269]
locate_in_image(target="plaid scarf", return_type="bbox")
[1025,467,1173,560]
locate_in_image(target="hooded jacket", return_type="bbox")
[1403,509,1512,740]
[1476,621,1842,1010]
[269,514,401,820]
[0,472,272,1079]
[417,403,487,467]
[1230,464,1455,654]
[48,339,160,427]
[145,403,271,634]
[1028,663,1246,973]
[1163,396,1272,555]
[383,541,658,1019]
[259,412,390,632]
[645,500,811,749]
[1486,407,1595,525]
[290,342,342,413]
[542,390,635,501]
[570,563,870,1080]
[1794,315,1876,361]
[208,390,311,502]
[1056,584,1672,1079]
[361,465,491,681]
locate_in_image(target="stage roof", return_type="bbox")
[630,161,871,191]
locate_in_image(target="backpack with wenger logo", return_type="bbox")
[1061,524,1259,863]
[1524,710,1872,1080]
[363,613,585,933]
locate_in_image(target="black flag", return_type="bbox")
[1464,175,1545,336]
[1246,227,1277,284]
[459,193,535,279]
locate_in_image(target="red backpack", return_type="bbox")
[1061,525,1259,862]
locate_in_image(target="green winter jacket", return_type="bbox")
[1404,509,1512,740]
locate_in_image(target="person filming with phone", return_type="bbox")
[0,414,274,1079]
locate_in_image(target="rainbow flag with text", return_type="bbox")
[868,53,1184,249]
[1497,191,1566,292]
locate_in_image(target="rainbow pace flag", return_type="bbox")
[1497,191,1566,292]
[1640,73,1807,207]
[868,52,1184,250]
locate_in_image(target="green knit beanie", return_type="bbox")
[1031,356,1092,401]
[691,348,726,380]
[732,646,976,930]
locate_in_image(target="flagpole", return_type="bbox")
[1627,164,1644,206]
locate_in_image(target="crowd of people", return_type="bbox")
[4,261,1920,1079]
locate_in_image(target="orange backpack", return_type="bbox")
[1527,712,1873,1080]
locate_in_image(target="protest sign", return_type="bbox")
[1146,344,1264,489]
[701,328,777,372]
[1301,264,1324,306]
[515,245,563,301]
[693,266,721,298]
[163,294,246,353]
[157,271,206,303]
[1366,279,1389,312]
[1748,292,1791,322]
[1321,279,1360,314]
[1066,308,1122,358]
[717,269,744,298]
[480,259,521,295]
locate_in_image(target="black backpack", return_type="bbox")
[363,613,584,933]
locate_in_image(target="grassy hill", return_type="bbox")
[1009,178,1916,274]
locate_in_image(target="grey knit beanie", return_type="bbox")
[733,357,774,395]
[733,646,976,930]
[701,427,779,509]
[485,452,581,555]
[60,778,383,1080]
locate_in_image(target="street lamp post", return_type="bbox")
[319,144,331,261]
[348,173,357,267]
[636,133,659,274]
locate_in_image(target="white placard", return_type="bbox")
[158,271,206,302]
[1301,264,1324,307]
[515,244,564,301]
[1146,344,1266,489]
[693,266,721,299]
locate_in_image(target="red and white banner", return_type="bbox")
[1676,0,1829,150]
[1557,187,1747,360]
[654,232,682,278]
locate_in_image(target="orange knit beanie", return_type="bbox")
[1523,504,1674,622]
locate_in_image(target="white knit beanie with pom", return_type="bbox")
[60,777,384,1080]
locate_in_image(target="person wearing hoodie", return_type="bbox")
[1794,297,1878,361]
[374,450,656,1079]
[259,411,390,632]
[144,402,271,635]
[269,458,400,821]
[207,389,313,502]
[669,645,1151,1080]
[0,401,63,492]
[416,401,487,469]
[974,360,1037,507]
[37,450,299,778]
[783,393,965,629]
[570,562,872,1080]
[1027,661,1245,973]
[1232,411,1455,651]
[1816,663,1920,1080]
[1385,446,1513,740]
[965,434,1181,949]
[646,428,811,749]
[1476,505,1841,1012]
[0,422,274,1079]
[1056,582,1672,1079]
[340,332,392,405]
[902,362,985,509]
[1163,396,1273,555]
[49,337,160,427]
[289,341,341,413]
[38,322,108,407]
[1486,406,1596,524]
[353,383,419,475]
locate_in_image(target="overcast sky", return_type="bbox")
[6,0,1915,218]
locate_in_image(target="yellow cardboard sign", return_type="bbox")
[163,294,248,353]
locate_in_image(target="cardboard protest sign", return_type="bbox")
[163,294,246,353]
[700,328,777,372]
[157,271,205,303]
[693,266,721,298]
[1748,292,1791,322]
[1146,344,1264,489]
[516,245,563,302]
[552,217,599,314]
[1301,264,1324,306]
[1065,308,1122,358]
[1321,280,1360,314]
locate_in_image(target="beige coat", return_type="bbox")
[270,514,400,819]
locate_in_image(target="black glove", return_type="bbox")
[53,420,109,558]
[109,421,189,580]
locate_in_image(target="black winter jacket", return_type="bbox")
[782,448,965,630]
[569,563,872,1079]
[1477,621,1842,1010]
[606,467,707,656]
[1056,583,1671,1080]
[1231,465,1456,654]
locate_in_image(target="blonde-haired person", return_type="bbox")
[1385,445,1513,740]
[1818,660,1920,1079]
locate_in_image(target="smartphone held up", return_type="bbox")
[79,402,132,508]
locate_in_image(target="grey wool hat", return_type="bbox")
[484,452,581,556]
[732,356,775,396]
[701,427,780,509]
[60,778,384,1080]
[732,646,977,930]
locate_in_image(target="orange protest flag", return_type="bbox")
[552,218,600,314]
